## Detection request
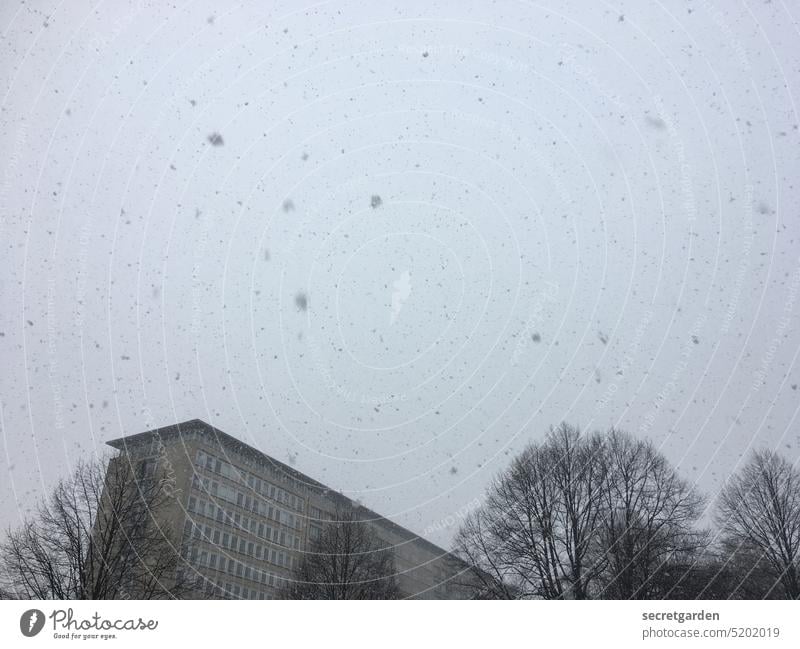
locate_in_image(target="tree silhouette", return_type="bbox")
[281,507,400,599]
[0,456,191,599]
[716,450,800,599]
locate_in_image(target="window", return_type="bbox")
[236,562,243,577]
[209,553,217,569]
[138,458,157,479]
[247,542,254,556]
[213,529,220,544]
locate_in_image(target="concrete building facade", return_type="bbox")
[106,419,469,599]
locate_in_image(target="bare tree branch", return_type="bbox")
[280,507,401,599]
[716,450,800,599]
[0,456,192,600]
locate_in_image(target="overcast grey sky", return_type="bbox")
[1,0,799,546]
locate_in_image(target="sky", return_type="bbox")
[1,0,799,548]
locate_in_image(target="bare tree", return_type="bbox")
[453,425,712,599]
[452,507,520,599]
[0,456,190,599]
[716,450,800,599]
[280,507,401,599]
[596,429,707,599]
[454,423,608,599]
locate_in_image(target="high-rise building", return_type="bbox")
[106,419,470,599]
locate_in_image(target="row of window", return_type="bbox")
[195,449,305,512]
[194,439,306,498]
[184,518,296,571]
[182,536,293,599]
[204,577,287,600]
[185,540,290,585]
[188,493,302,551]
[307,505,322,518]
[191,473,304,532]
[181,572,287,600]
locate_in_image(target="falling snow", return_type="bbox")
[0,1,798,553]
